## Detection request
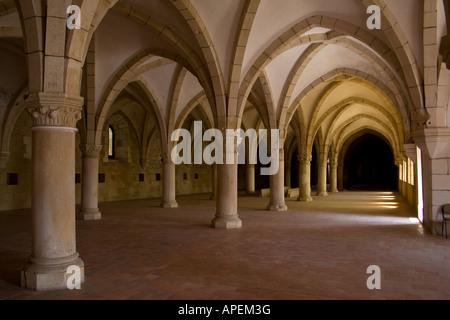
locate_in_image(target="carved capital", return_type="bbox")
[80,144,102,159]
[26,92,83,128]
[330,157,339,168]
[161,153,173,165]
[298,153,312,164]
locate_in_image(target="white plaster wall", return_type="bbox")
[289,44,384,107]
[242,0,367,82]
[385,0,424,71]
[264,44,309,110]
[0,12,21,27]
[0,48,27,96]
[176,71,204,122]
[191,0,245,86]
[141,63,178,119]
[95,11,174,106]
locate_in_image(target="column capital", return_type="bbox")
[298,153,312,164]
[412,128,450,159]
[79,144,102,159]
[161,153,173,164]
[26,92,83,128]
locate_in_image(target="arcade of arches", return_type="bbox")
[1,0,450,292]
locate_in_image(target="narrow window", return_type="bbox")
[108,126,115,159]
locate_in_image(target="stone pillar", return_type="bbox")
[414,128,450,235]
[78,144,102,220]
[330,157,339,193]
[316,153,328,196]
[161,153,178,208]
[246,164,256,195]
[298,153,313,202]
[267,149,287,211]
[210,163,217,200]
[21,92,84,291]
[212,148,242,229]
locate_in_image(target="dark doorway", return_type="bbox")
[344,134,397,190]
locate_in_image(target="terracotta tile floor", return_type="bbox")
[1,191,450,300]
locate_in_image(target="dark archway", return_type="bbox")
[290,149,299,189]
[344,134,397,190]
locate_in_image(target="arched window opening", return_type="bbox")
[108,126,115,159]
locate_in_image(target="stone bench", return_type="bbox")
[259,188,271,198]
[287,188,299,198]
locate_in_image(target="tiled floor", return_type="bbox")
[1,191,450,300]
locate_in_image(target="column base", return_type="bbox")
[329,189,339,193]
[21,255,84,291]
[161,201,178,208]
[77,208,102,221]
[298,195,313,202]
[267,203,288,212]
[211,216,242,229]
[316,191,328,197]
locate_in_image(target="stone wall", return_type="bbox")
[0,110,32,211]
[0,110,213,212]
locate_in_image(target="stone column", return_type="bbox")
[161,153,178,208]
[316,153,328,196]
[212,148,242,229]
[78,144,102,220]
[21,92,85,291]
[267,149,287,211]
[414,128,450,235]
[298,153,313,202]
[210,163,217,200]
[329,157,339,193]
[246,164,256,195]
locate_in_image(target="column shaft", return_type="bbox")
[298,155,313,202]
[210,163,217,200]
[267,150,287,211]
[330,165,339,193]
[316,155,328,196]
[78,145,102,220]
[246,164,256,195]
[212,162,242,229]
[162,155,178,208]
